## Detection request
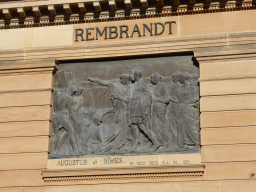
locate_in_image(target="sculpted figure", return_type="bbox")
[73,86,84,114]
[167,71,181,146]
[86,113,103,144]
[81,110,116,154]
[151,73,169,147]
[88,73,131,151]
[176,72,199,149]
[128,69,161,152]
[53,84,81,154]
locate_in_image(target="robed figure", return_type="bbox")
[151,73,169,147]
[176,72,199,149]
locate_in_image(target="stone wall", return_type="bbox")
[0,9,256,192]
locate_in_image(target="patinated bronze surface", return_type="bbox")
[50,54,200,158]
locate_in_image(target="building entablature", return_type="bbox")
[0,0,255,29]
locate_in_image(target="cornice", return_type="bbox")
[0,0,255,29]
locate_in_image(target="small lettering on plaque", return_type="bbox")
[104,157,123,164]
[149,161,159,165]
[183,160,191,165]
[47,153,201,169]
[173,161,178,164]
[57,159,87,167]
[137,162,146,166]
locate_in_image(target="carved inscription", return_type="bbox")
[50,55,199,159]
[74,21,176,42]
[57,159,87,167]
[47,153,201,169]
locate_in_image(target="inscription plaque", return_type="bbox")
[50,54,200,162]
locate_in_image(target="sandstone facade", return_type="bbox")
[0,0,256,191]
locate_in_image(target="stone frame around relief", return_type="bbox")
[43,53,203,183]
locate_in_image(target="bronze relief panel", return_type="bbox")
[50,54,199,159]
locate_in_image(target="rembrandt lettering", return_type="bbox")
[50,54,199,159]
[74,21,176,42]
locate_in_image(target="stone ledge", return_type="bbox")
[0,59,57,70]
[0,59,58,76]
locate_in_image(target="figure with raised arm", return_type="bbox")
[88,73,131,151]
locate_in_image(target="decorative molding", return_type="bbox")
[0,0,255,29]
[42,164,205,183]
[43,171,204,182]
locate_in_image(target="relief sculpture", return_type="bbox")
[50,55,200,158]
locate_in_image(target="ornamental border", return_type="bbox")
[43,171,204,182]
[0,1,255,29]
